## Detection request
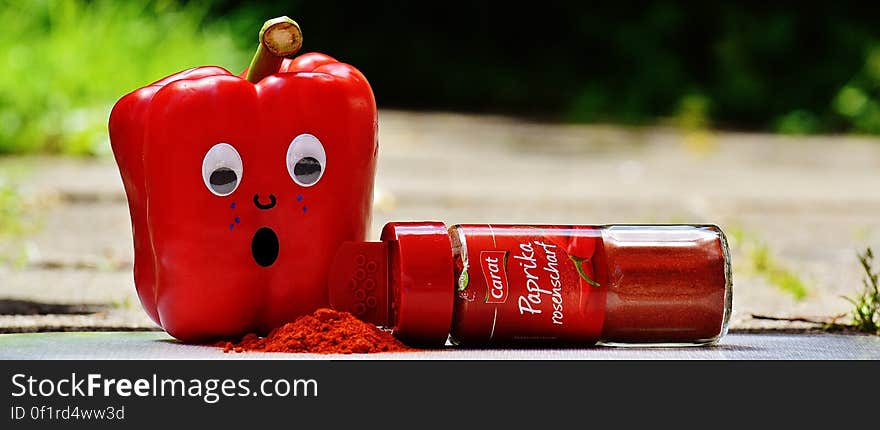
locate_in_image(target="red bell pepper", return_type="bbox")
[109,17,377,341]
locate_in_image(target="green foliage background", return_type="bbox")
[2,1,880,155]
[0,0,248,155]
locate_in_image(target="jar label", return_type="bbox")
[452,225,607,344]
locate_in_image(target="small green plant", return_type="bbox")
[748,242,809,300]
[728,226,809,300]
[0,177,32,267]
[0,164,46,266]
[0,179,25,237]
[846,247,880,334]
[754,247,880,335]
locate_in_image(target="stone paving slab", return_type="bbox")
[1,331,878,360]
[2,110,880,334]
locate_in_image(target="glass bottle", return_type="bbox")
[328,222,732,346]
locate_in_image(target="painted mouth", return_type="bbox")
[254,193,277,210]
[251,227,279,267]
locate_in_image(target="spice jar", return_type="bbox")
[328,222,732,346]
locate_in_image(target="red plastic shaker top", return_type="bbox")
[328,222,455,345]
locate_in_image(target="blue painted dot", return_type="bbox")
[296,194,303,202]
[230,202,236,209]
[302,206,307,213]
[235,216,240,224]
[229,224,234,230]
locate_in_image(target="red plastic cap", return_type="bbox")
[381,222,455,346]
[327,241,391,326]
[327,222,455,346]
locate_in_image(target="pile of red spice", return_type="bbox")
[215,308,413,354]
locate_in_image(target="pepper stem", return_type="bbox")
[245,16,303,84]
[570,255,601,287]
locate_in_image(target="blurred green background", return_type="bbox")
[2,0,880,155]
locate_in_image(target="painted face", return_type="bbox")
[199,133,325,267]
[110,55,377,341]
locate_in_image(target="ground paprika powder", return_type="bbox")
[216,308,412,354]
[328,222,732,346]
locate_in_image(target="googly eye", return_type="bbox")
[202,143,243,196]
[286,134,326,187]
